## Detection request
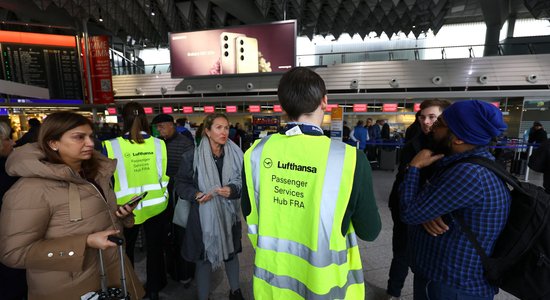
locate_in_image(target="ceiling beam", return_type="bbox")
[210,0,265,24]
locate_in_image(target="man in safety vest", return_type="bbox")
[242,67,381,299]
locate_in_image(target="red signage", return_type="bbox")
[326,104,339,112]
[353,104,368,112]
[162,107,173,114]
[183,106,193,114]
[107,107,117,115]
[491,102,500,108]
[226,105,237,113]
[86,36,114,104]
[143,107,153,114]
[273,105,283,112]
[414,103,421,112]
[249,105,261,113]
[204,106,215,113]
[383,103,398,112]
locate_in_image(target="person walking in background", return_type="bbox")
[529,139,550,193]
[400,100,510,299]
[0,122,27,300]
[14,117,40,147]
[151,113,196,287]
[103,102,169,300]
[242,67,381,299]
[175,113,245,300]
[353,120,368,151]
[385,99,450,300]
[528,121,548,144]
[176,117,195,142]
[0,112,144,300]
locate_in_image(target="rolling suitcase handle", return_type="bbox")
[107,235,129,299]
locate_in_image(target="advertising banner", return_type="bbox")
[86,36,114,104]
[170,20,296,77]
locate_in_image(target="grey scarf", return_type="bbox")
[194,137,243,269]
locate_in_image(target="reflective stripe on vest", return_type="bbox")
[109,138,169,209]
[254,266,363,300]
[248,136,363,298]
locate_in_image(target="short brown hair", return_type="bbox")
[38,112,99,178]
[419,99,451,112]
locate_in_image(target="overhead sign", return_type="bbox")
[144,107,153,114]
[169,20,296,77]
[204,106,215,113]
[383,103,398,112]
[226,105,237,113]
[414,103,421,112]
[326,104,339,112]
[107,107,117,115]
[182,106,193,114]
[249,105,261,113]
[353,104,367,112]
[273,104,282,112]
[491,102,500,108]
[162,107,173,114]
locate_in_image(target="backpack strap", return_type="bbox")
[444,156,515,269]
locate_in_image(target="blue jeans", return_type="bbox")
[413,274,494,300]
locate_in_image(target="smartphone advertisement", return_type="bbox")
[169,20,296,78]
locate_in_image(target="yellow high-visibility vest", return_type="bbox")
[103,136,169,224]
[244,133,364,299]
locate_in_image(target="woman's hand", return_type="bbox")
[86,229,120,250]
[216,186,232,198]
[196,192,213,204]
[115,203,135,218]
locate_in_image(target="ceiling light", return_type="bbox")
[151,11,155,16]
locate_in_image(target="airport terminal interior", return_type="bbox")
[1,0,550,299]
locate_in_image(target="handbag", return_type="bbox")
[173,197,191,228]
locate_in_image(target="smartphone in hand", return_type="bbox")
[124,191,148,206]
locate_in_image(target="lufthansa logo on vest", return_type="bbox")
[277,161,317,173]
[263,158,273,168]
[133,151,154,156]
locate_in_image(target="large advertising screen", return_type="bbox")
[169,20,296,78]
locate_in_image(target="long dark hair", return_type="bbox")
[122,101,150,144]
[38,111,99,178]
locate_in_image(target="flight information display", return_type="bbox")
[0,31,83,100]
[1,44,83,100]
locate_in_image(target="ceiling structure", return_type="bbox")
[0,0,549,48]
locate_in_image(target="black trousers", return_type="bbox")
[387,207,410,297]
[165,180,195,282]
[124,209,168,293]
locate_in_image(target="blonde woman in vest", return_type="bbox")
[174,113,245,300]
[0,112,144,300]
[103,101,169,300]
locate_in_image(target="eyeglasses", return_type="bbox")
[432,117,447,129]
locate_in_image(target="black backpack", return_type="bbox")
[448,156,550,300]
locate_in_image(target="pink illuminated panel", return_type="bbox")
[383,103,398,112]
[249,105,261,113]
[353,104,367,112]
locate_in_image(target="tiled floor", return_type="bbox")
[135,168,543,299]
